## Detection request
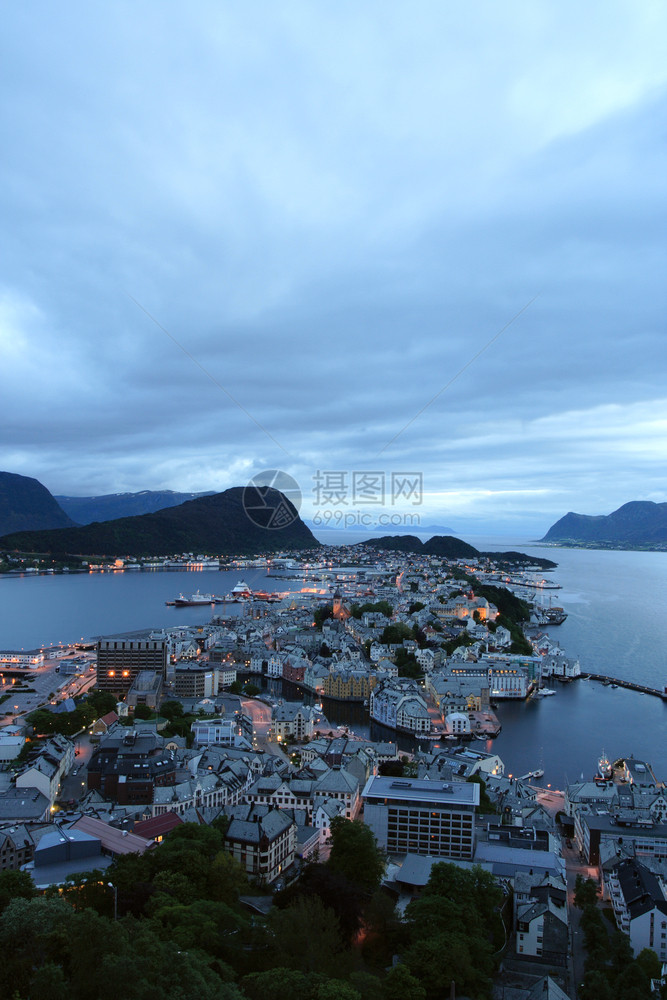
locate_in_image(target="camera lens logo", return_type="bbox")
[242,470,302,530]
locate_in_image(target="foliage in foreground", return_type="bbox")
[0,822,514,1000]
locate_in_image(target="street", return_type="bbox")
[536,788,601,999]
[241,698,290,763]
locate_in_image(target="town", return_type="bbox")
[0,544,665,1000]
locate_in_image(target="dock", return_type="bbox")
[584,673,667,701]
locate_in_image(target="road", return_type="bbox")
[241,698,290,763]
[536,788,601,998]
[0,653,98,725]
[56,732,95,807]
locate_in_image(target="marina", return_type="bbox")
[2,542,667,787]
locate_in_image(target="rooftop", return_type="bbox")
[362,775,479,807]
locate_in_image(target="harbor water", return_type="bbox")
[1,544,666,788]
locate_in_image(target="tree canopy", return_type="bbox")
[327,817,386,894]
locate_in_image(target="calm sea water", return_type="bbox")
[0,568,306,649]
[1,544,666,788]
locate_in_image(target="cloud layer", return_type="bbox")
[2,2,666,534]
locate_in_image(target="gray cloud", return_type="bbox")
[1,2,666,534]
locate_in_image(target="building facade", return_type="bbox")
[362,775,479,859]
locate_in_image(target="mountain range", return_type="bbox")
[0,487,317,557]
[542,501,667,547]
[55,490,216,524]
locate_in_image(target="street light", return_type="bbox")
[107,882,118,920]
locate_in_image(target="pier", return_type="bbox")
[584,673,667,701]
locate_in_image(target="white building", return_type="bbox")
[370,679,431,734]
[363,775,479,859]
[445,711,471,736]
[15,735,74,807]
[0,725,26,761]
[271,703,317,742]
[606,859,667,962]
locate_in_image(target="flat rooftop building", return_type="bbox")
[362,775,479,860]
[96,633,167,696]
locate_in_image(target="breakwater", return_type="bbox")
[584,673,667,701]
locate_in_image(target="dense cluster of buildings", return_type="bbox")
[2,542,665,998]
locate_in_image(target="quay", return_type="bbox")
[584,673,667,701]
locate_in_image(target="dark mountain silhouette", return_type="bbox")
[542,501,667,545]
[358,534,556,567]
[0,471,76,537]
[55,489,216,524]
[0,487,316,557]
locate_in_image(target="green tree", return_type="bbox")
[379,760,405,777]
[132,703,154,720]
[0,869,36,912]
[242,969,320,1000]
[29,962,69,1000]
[314,605,334,629]
[278,863,366,944]
[383,964,427,1000]
[636,948,662,982]
[403,931,492,999]
[349,971,384,1000]
[265,896,349,977]
[580,970,615,1000]
[614,963,652,1000]
[85,690,118,716]
[575,875,599,909]
[467,774,497,814]
[0,897,74,998]
[328,818,385,893]
[316,982,361,1000]
[159,700,184,720]
[393,647,421,678]
[381,623,414,645]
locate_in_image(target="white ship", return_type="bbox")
[597,751,613,780]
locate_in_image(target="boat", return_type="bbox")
[168,591,217,606]
[519,768,544,780]
[597,751,613,780]
[540,688,556,697]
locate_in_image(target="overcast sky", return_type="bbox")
[2,2,666,537]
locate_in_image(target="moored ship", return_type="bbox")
[597,750,613,780]
[167,591,217,606]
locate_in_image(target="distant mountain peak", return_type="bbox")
[55,489,217,524]
[0,471,75,536]
[542,500,667,547]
